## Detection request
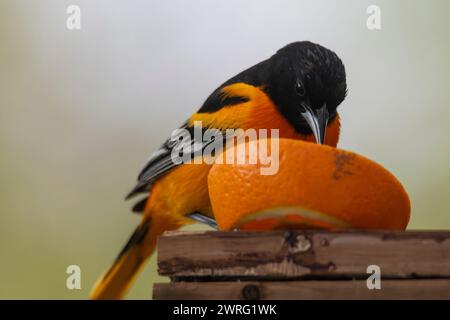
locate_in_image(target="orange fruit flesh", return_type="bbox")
[208,138,411,231]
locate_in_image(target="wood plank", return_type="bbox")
[157,230,450,279]
[154,279,450,300]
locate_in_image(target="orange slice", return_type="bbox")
[208,138,410,231]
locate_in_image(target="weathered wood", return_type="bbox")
[154,280,450,300]
[157,230,450,279]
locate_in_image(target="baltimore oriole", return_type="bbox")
[90,41,347,299]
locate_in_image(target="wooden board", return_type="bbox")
[157,230,450,280]
[154,280,450,300]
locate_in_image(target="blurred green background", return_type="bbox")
[1,0,449,299]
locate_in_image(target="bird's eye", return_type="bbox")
[295,80,306,97]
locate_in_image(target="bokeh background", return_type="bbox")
[1,0,449,299]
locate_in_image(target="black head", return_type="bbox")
[266,41,347,143]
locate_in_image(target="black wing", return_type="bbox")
[126,123,227,213]
[126,123,197,200]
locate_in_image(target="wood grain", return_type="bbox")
[157,230,450,279]
[154,280,450,300]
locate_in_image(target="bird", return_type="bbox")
[90,41,347,299]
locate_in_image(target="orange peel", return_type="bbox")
[208,138,410,231]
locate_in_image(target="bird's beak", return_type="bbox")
[300,103,329,144]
